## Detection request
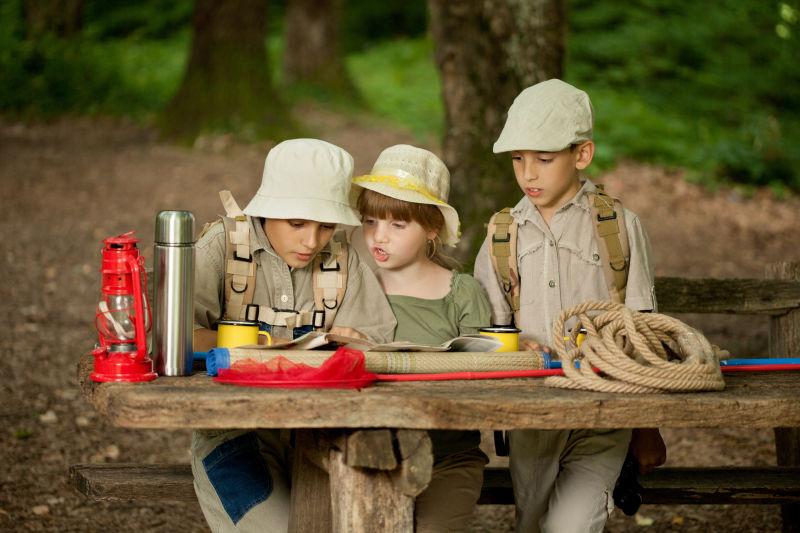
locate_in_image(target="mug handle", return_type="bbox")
[258,330,272,346]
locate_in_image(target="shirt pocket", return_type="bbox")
[558,232,608,303]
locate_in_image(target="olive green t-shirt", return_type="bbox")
[388,272,491,461]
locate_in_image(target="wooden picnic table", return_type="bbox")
[81,355,800,431]
[78,351,800,531]
[77,265,800,531]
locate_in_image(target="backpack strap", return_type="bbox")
[589,186,630,304]
[216,189,349,331]
[219,190,257,321]
[312,233,349,330]
[487,208,520,314]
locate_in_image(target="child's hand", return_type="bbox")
[629,428,667,474]
[329,326,367,340]
[520,339,552,354]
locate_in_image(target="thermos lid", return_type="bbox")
[155,210,195,244]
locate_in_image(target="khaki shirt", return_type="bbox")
[474,179,656,345]
[194,217,397,343]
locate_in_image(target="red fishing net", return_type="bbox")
[214,347,377,389]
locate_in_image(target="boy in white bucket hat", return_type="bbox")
[475,80,665,532]
[352,144,492,532]
[191,138,396,533]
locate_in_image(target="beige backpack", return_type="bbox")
[200,190,348,332]
[487,185,630,320]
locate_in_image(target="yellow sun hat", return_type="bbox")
[352,144,460,246]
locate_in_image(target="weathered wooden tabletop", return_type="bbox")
[79,353,800,430]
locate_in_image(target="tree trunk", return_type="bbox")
[23,0,84,38]
[428,0,565,260]
[283,0,354,95]
[160,0,293,141]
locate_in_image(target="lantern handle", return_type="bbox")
[127,255,148,360]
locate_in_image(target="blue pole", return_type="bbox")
[546,357,800,369]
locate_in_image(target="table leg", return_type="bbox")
[329,429,432,533]
[288,430,332,532]
[289,429,432,533]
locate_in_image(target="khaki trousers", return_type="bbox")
[191,429,293,533]
[192,430,486,532]
[509,428,631,533]
[416,448,488,532]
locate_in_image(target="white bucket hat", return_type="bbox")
[352,144,460,246]
[493,78,594,153]
[243,138,361,226]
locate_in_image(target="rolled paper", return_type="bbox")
[206,348,546,376]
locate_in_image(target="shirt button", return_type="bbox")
[549,241,554,247]
[548,280,556,288]
[280,294,289,303]
[593,253,600,261]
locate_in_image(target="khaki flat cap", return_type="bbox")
[494,78,593,153]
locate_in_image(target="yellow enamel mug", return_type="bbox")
[479,326,522,352]
[216,320,271,348]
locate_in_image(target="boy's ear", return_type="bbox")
[574,141,595,170]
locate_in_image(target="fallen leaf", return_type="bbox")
[671,514,684,526]
[105,444,120,460]
[75,416,90,427]
[32,505,49,516]
[634,512,654,526]
[39,410,57,424]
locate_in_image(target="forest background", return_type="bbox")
[2,1,800,531]
[3,0,798,196]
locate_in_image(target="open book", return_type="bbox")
[255,330,502,352]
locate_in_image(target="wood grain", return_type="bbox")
[70,464,800,506]
[656,276,800,315]
[79,352,800,430]
[767,262,800,533]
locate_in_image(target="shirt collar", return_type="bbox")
[249,216,276,256]
[510,178,597,223]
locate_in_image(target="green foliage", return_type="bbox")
[1,0,798,190]
[567,0,800,189]
[0,32,187,117]
[341,0,427,52]
[347,38,443,139]
[0,0,187,117]
[82,0,193,40]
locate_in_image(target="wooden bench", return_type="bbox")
[73,264,800,531]
[71,463,800,506]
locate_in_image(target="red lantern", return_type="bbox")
[91,232,157,382]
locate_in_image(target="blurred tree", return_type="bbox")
[340,0,427,52]
[428,0,565,258]
[283,0,355,95]
[82,0,192,40]
[23,0,84,38]
[160,0,293,140]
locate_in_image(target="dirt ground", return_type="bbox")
[2,107,799,532]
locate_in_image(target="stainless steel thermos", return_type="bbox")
[153,211,195,376]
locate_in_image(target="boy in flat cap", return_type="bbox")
[475,79,666,532]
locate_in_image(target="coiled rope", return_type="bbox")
[544,301,725,393]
